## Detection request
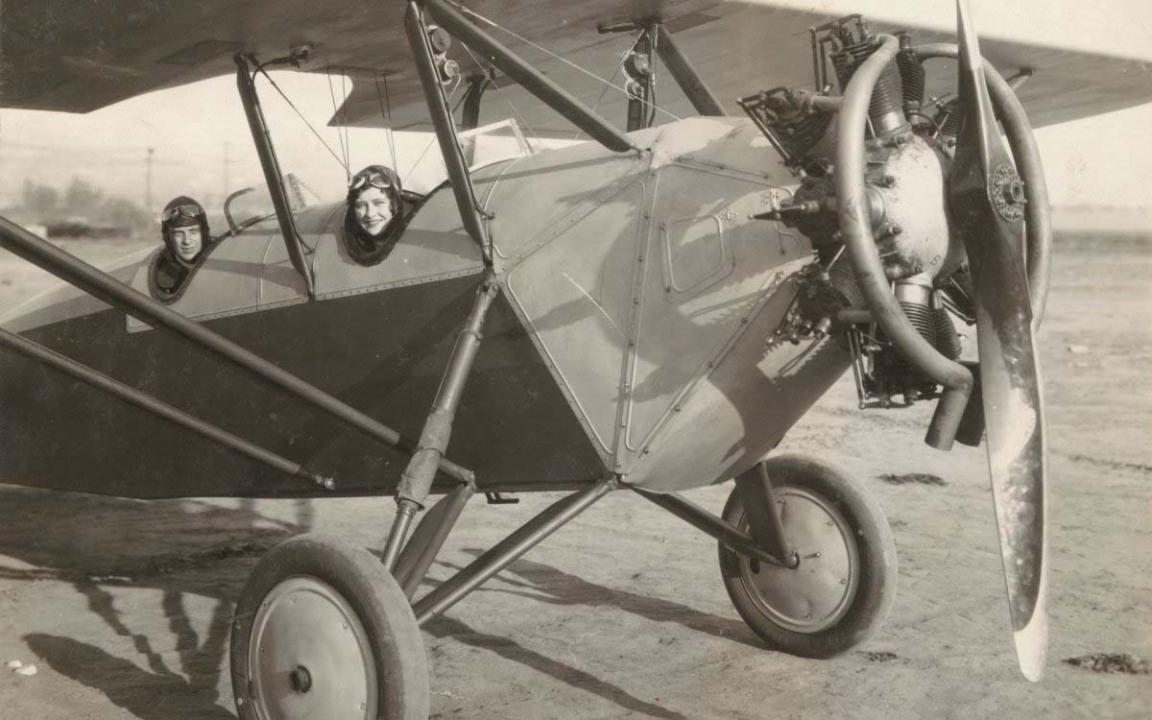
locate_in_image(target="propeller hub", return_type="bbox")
[991,164,1027,222]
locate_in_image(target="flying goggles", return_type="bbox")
[161,204,205,222]
[348,172,394,193]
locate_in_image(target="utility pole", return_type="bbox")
[145,147,155,213]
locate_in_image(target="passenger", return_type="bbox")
[343,165,406,265]
[149,195,211,300]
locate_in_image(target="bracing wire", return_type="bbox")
[374,73,399,171]
[258,68,349,174]
[384,74,398,170]
[573,62,620,140]
[449,80,474,115]
[648,29,659,128]
[458,42,542,150]
[325,69,352,180]
[400,67,460,186]
[402,135,440,186]
[340,72,352,171]
[444,0,682,124]
[444,72,464,111]
[329,70,354,180]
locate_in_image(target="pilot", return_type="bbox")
[149,195,212,300]
[343,164,406,265]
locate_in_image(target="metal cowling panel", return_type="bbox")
[620,162,812,461]
[504,175,649,458]
[495,117,838,487]
[622,287,853,492]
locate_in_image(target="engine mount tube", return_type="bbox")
[834,33,973,450]
[914,43,1051,326]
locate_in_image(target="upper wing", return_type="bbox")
[3,0,1150,130]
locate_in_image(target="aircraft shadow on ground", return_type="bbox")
[420,549,759,718]
[0,487,314,719]
[0,486,752,719]
[24,631,235,720]
[434,548,759,649]
[426,615,692,720]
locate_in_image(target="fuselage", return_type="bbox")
[0,117,849,499]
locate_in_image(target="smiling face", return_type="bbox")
[353,186,394,237]
[171,226,203,262]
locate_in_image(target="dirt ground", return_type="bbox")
[0,237,1148,719]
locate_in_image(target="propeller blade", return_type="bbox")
[948,0,1049,681]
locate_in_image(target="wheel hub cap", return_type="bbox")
[248,577,377,719]
[739,487,859,633]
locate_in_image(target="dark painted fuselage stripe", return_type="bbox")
[0,275,605,499]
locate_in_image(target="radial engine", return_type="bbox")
[741,15,996,409]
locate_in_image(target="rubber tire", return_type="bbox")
[230,534,429,719]
[718,454,897,658]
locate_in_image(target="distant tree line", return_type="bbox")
[13,178,151,236]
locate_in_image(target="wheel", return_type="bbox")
[230,534,429,719]
[718,455,897,658]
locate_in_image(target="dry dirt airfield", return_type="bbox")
[0,236,1148,718]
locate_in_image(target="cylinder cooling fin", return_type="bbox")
[896,34,926,121]
[828,18,908,138]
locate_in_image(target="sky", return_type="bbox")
[1,33,1150,218]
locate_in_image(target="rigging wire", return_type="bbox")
[325,69,351,180]
[573,62,620,140]
[401,73,462,183]
[374,72,399,170]
[444,0,682,124]
[402,135,440,187]
[258,68,349,174]
[648,29,659,128]
[444,73,464,110]
[340,72,353,171]
[458,42,542,150]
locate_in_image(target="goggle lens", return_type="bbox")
[348,173,394,192]
[162,204,204,222]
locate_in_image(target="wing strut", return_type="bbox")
[234,54,316,298]
[654,24,727,118]
[404,1,493,262]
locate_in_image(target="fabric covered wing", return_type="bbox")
[1,0,1150,130]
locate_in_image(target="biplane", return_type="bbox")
[1,0,1150,717]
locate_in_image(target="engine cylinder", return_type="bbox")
[833,35,908,138]
[933,305,962,360]
[896,35,925,120]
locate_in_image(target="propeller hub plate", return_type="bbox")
[990,163,1027,222]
